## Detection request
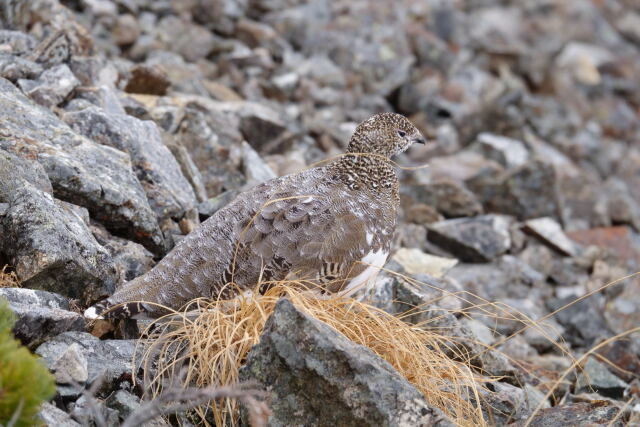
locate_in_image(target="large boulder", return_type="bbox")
[63,106,197,222]
[0,288,85,349]
[240,299,454,427]
[0,156,117,304]
[0,77,165,254]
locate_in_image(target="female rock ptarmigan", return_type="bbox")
[85,113,425,319]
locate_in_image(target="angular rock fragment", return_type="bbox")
[447,255,546,301]
[106,390,141,420]
[403,180,483,218]
[70,395,120,426]
[166,142,208,203]
[0,52,43,81]
[113,13,140,46]
[198,189,240,220]
[235,102,287,152]
[39,402,81,427]
[240,299,454,427]
[391,247,457,278]
[524,217,579,257]
[575,357,629,398]
[124,64,170,96]
[0,166,117,303]
[0,150,52,194]
[529,401,624,427]
[52,342,89,384]
[90,223,155,282]
[238,140,277,185]
[0,288,85,349]
[156,16,217,62]
[548,295,611,348]
[176,103,246,195]
[603,276,640,347]
[427,215,511,262]
[0,30,38,54]
[478,160,561,221]
[36,331,140,393]
[474,133,529,169]
[0,77,165,253]
[18,64,80,107]
[63,106,197,222]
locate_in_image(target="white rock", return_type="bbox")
[392,248,458,278]
[52,343,88,384]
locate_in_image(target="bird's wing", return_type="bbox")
[232,175,374,286]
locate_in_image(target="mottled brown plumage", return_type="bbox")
[85,113,424,319]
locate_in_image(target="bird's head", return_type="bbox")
[347,113,426,158]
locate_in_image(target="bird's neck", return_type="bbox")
[331,154,398,193]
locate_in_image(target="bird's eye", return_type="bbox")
[397,130,406,137]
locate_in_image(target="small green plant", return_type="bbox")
[0,298,56,426]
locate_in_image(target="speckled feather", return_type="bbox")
[86,113,424,319]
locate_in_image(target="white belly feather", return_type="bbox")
[338,248,388,297]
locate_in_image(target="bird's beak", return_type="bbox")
[412,136,426,145]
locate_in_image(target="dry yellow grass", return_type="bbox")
[136,282,489,427]
[131,271,640,426]
[0,265,19,288]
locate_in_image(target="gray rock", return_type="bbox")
[192,0,248,34]
[70,395,120,426]
[499,298,564,351]
[156,15,217,62]
[267,0,413,96]
[476,381,530,425]
[0,77,165,254]
[548,295,612,348]
[90,223,155,282]
[427,215,511,262]
[166,142,208,203]
[477,160,561,221]
[0,52,43,81]
[238,140,277,185]
[175,103,245,196]
[52,342,89,384]
[402,180,483,218]
[526,401,624,427]
[473,133,529,169]
[240,299,454,427]
[0,288,85,349]
[198,189,240,220]
[0,149,52,194]
[74,86,126,115]
[524,217,579,257]
[447,255,547,301]
[18,64,80,107]
[605,178,640,231]
[63,106,197,222]
[0,30,37,53]
[36,331,140,393]
[604,276,640,346]
[236,102,287,153]
[106,390,141,420]
[39,402,81,427]
[113,13,141,47]
[575,357,628,399]
[0,171,117,303]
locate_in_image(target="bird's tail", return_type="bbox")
[84,299,151,320]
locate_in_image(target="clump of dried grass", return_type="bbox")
[0,265,19,288]
[137,282,488,427]
[135,270,640,426]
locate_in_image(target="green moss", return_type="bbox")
[0,298,56,426]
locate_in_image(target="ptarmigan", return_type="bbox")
[85,113,425,319]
